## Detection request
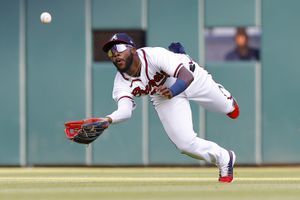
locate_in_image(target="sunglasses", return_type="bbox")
[107,44,132,58]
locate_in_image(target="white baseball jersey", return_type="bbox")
[111,47,208,106]
[108,47,236,168]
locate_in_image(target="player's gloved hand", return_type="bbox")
[154,85,173,99]
[64,118,110,144]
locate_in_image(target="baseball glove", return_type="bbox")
[64,118,109,144]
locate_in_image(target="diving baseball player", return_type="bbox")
[97,33,239,182]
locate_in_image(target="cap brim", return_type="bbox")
[102,40,130,53]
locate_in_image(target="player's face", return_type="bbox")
[107,44,134,73]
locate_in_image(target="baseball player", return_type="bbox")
[98,33,239,183]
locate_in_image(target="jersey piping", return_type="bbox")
[141,49,150,81]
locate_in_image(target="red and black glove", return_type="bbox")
[64,118,110,144]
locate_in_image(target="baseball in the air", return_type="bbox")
[40,12,52,24]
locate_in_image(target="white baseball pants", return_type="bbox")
[154,74,235,167]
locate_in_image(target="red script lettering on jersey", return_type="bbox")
[131,72,168,97]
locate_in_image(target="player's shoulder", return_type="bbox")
[114,71,129,83]
[138,47,169,55]
[138,47,174,63]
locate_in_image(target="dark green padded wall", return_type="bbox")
[92,0,144,164]
[148,0,200,60]
[92,64,143,165]
[262,0,300,163]
[2,0,300,166]
[26,0,86,164]
[92,0,142,29]
[206,63,257,164]
[205,0,257,26]
[0,0,20,164]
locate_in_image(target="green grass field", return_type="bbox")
[0,167,300,200]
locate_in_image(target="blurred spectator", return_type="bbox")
[225,27,260,61]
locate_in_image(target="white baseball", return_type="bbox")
[40,12,52,24]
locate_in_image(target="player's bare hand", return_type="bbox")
[154,85,173,99]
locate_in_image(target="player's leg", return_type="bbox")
[188,74,239,119]
[154,97,231,169]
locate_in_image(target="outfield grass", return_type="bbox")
[0,167,299,200]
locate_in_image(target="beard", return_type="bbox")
[113,52,134,73]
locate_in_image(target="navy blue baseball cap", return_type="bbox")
[102,33,136,53]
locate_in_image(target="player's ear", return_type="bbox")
[130,47,137,54]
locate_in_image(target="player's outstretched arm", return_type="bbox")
[106,97,135,123]
[64,97,134,144]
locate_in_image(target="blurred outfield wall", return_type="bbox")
[0,0,300,166]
